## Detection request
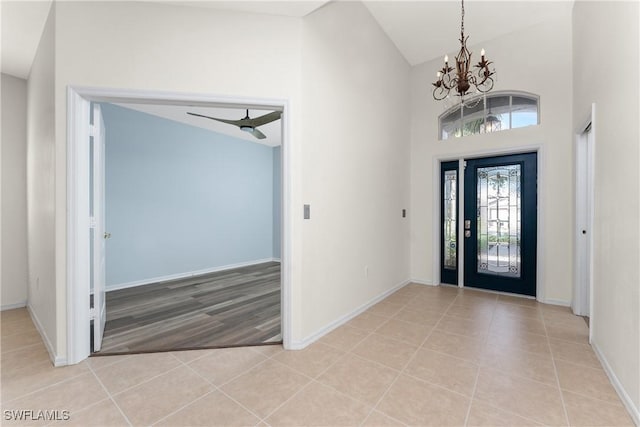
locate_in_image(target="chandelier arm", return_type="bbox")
[433,86,450,101]
[475,77,495,93]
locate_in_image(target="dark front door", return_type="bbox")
[441,161,459,285]
[463,153,537,296]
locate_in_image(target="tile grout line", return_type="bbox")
[169,350,267,424]
[470,396,548,426]
[4,364,94,405]
[150,390,216,426]
[258,377,316,423]
[463,293,498,426]
[336,303,411,427]
[358,288,461,426]
[42,397,112,427]
[542,310,572,427]
[104,360,186,398]
[86,361,134,427]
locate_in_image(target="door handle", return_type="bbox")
[464,220,471,230]
[104,232,111,239]
[465,230,471,238]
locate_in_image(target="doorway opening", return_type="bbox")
[67,87,292,364]
[92,102,283,354]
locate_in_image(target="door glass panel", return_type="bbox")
[443,170,457,269]
[477,164,521,277]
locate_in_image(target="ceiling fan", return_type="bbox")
[187,109,281,140]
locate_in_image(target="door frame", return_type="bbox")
[432,144,545,300]
[573,103,596,342]
[66,86,293,364]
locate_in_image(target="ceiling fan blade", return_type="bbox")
[250,128,267,139]
[187,112,244,127]
[243,111,282,128]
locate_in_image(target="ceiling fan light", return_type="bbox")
[240,125,254,133]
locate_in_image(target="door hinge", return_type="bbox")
[89,124,97,138]
[89,217,96,229]
[89,307,96,320]
[463,161,467,170]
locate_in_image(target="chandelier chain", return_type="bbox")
[461,0,465,39]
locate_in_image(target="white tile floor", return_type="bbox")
[1,284,634,426]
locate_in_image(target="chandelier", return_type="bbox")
[432,0,495,101]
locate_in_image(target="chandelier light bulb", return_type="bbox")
[437,72,442,78]
[444,55,449,64]
[481,48,485,58]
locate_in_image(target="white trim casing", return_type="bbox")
[106,258,280,292]
[573,103,596,343]
[431,155,441,286]
[66,90,91,366]
[457,158,465,288]
[588,104,596,344]
[67,86,293,364]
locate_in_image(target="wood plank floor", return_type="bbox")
[97,261,281,354]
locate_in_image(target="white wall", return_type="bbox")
[26,4,58,357]
[37,0,412,358]
[573,0,639,419]
[1,74,29,309]
[300,1,411,339]
[409,11,574,304]
[48,1,303,360]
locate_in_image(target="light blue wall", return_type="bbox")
[102,103,280,288]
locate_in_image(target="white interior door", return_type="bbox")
[92,104,107,351]
[574,124,593,317]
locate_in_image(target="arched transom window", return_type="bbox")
[439,92,539,140]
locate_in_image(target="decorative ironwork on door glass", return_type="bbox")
[476,165,521,277]
[444,170,457,269]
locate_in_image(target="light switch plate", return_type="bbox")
[304,204,310,219]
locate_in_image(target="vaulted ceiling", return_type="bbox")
[1,0,573,79]
[1,0,571,144]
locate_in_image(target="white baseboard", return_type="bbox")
[107,258,279,292]
[410,279,435,286]
[592,341,640,426]
[1,301,27,311]
[27,304,66,366]
[540,298,571,307]
[288,278,411,350]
